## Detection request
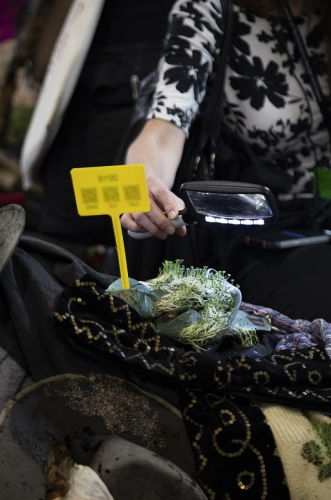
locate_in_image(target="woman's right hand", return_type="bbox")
[121,174,186,239]
[120,118,187,239]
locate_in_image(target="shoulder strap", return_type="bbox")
[197,0,234,151]
[283,2,331,136]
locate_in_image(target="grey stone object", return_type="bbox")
[0,374,200,499]
[91,435,207,500]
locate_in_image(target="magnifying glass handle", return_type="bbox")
[128,214,186,239]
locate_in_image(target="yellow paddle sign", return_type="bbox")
[71,164,150,289]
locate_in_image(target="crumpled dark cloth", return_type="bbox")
[0,236,118,380]
[1,236,330,499]
[54,275,331,499]
[240,302,331,358]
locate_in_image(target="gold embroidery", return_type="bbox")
[253,371,270,385]
[237,470,255,490]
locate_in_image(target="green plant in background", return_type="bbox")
[5,103,33,148]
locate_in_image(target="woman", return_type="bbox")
[121,0,331,321]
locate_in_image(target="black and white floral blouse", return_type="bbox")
[147,0,330,195]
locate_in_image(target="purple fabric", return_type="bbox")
[0,0,26,43]
[240,302,331,360]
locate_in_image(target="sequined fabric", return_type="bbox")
[54,276,331,499]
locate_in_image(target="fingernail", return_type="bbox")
[168,210,176,219]
[166,226,175,235]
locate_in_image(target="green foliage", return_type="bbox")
[302,419,331,481]
[313,421,331,458]
[108,261,264,352]
[147,260,245,350]
[228,324,260,349]
[149,261,236,316]
[302,441,323,466]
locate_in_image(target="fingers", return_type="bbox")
[121,199,174,240]
[121,211,187,239]
[120,176,186,239]
[174,225,187,237]
[148,175,185,216]
[120,212,148,234]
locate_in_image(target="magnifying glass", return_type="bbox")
[129,181,279,239]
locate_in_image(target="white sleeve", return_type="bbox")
[147,0,223,135]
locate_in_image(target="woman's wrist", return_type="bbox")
[126,118,186,188]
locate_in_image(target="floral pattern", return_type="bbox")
[229,57,289,110]
[148,0,330,195]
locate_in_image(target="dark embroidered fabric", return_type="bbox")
[54,276,331,499]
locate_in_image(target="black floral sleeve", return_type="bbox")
[147,0,223,132]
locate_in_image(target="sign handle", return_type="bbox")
[111,215,130,289]
[70,164,151,290]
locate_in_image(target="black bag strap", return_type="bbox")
[196,0,234,153]
[283,2,331,136]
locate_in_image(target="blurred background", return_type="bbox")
[0,0,72,224]
[0,0,171,273]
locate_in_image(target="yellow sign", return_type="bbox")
[71,164,150,289]
[71,164,150,215]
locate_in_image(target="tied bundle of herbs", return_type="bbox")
[107,261,266,351]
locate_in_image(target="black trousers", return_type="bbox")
[227,239,331,322]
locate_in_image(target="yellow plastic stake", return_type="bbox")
[71,164,150,289]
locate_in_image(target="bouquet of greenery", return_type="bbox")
[106,261,269,351]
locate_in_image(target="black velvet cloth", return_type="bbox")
[0,236,119,379]
[0,236,180,405]
[53,276,331,499]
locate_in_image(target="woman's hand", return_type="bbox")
[121,174,186,239]
[120,118,187,239]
